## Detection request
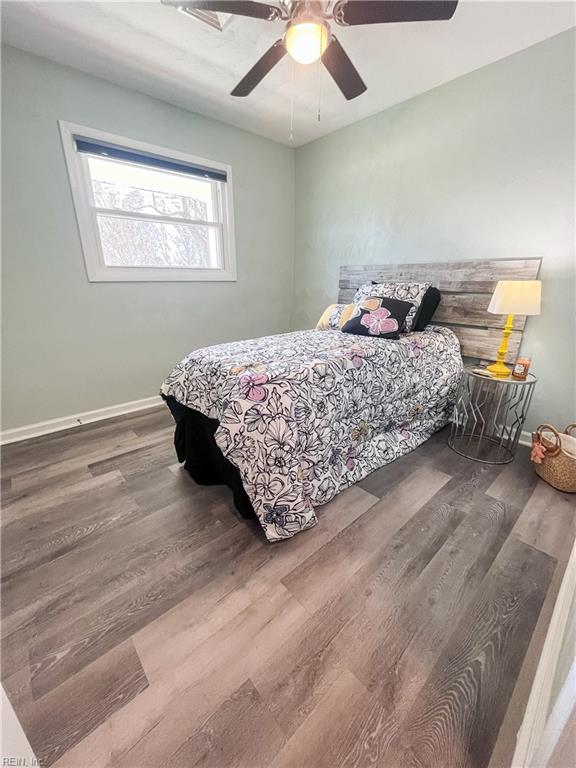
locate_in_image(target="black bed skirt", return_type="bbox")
[162,395,256,519]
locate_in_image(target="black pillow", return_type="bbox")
[341,297,412,339]
[412,287,441,331]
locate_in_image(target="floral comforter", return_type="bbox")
[161,327,462,541]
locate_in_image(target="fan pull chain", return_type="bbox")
[317,56,322,122]
[289,57,295,143]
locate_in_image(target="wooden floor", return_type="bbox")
[1,407,574,768]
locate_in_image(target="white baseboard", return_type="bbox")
[520,430,533,447]
[1,403,535,448]
[1,395,163,445]
[449,422,533,448]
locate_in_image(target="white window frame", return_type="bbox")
[59,121,237,282]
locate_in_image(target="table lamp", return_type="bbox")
[486,280,541,378]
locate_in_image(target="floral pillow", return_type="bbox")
[341,297,412,340]
[353,281,432,332]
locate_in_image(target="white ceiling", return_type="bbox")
[2,1,575,146]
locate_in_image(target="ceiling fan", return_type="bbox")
[162,1,459,100]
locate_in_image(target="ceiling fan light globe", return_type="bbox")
[284,21,329,65]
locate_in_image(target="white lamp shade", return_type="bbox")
[487,280,541,315]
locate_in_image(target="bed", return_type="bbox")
[161,258,541,541]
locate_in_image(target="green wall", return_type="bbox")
[294,30,576,432]
[3,32,575,433]
[1,45,295,429]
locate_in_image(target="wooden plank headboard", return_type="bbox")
[338,258,542,362]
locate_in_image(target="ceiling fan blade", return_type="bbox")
[231,39,286,96]
[162,0,283,21]
[322,37,366,101]
[333,0,458,26]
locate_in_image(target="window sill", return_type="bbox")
[85,265,237,282]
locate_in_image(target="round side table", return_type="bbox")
[448,368,537,464]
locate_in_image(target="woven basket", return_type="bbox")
[532,424,576,493]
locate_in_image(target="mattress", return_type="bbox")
[161,327,463,541]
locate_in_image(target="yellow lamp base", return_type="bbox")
[486,360,511,378]
[486,313,515,379]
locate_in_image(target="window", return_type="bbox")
[60,122,236,281]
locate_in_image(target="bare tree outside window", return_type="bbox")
[87,156,221,269]
[92,180,209,222]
